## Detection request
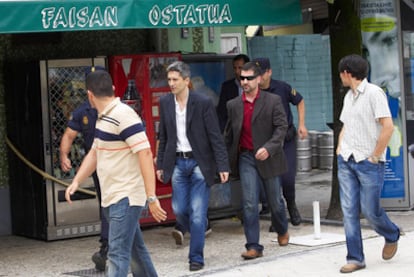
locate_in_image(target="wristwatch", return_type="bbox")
[147,196,157,203]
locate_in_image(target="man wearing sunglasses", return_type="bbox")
[252,57,308,227]
[224,61,289,260]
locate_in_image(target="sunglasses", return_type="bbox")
[240,75,257,81]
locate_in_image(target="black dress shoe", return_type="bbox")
[189,262,204,271]
[287,202,302,226]
[260,208,269,215]
[259,204,270,215]
[92,240,108,271]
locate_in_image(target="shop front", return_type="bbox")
[0,1,302,239]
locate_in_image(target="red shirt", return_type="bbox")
[239,90,260,151]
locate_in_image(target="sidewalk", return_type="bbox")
[203,230,414,277]
[1,170,413,277]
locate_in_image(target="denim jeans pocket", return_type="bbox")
[109,197,129,220]
[361,158,381,170]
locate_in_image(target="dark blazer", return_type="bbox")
[216,78,240,132]
[224,90,288,179]
[156,92,229,186]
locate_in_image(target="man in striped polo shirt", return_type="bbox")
[65,70,166,277]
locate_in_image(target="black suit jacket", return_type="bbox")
[216,78,240,132]
[224,90,288,179]
[156,92,229,186]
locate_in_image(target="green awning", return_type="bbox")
[0,0,302,34]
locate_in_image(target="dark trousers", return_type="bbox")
[280,138,297,204]
[93,172,109,241]
[260,137,297,206]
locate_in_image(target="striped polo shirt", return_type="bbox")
[339,78,391,163]
[92,97,150,207]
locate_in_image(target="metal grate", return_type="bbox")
[47,65,89,179]
[63,268,131,276]
[63,268,106,277]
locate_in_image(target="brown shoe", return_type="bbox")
[382,241,398,260]
[241,249,263,260]
[277,232,289,246]
[339,263,366,273]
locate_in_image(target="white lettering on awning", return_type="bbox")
[148,4,232,26]
[41,6,118,30]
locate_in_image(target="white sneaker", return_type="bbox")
[205,227,212,237]
[172,229,184,245]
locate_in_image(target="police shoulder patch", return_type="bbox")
[291,89,297,96]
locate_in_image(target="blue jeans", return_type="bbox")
[338,155,400,265]
[239,151,288,252]
[172,157,210,265]
[103,197,157,277]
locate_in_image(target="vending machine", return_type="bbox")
[108,53,181,225]
[108,53,243,223]
[5,58,105,240]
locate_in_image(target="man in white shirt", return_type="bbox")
[336,54,401,274]
[156,61,229,272]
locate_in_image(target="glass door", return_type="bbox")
[401,0,414,209]
[40,58,105,240]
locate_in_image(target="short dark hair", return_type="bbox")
[85,70,114,97]
[241,61,262,76]
[166,61,191,79]
[338,54,369,80]
[233,54,250,63]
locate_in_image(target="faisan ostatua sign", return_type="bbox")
[41,4,233,29]
[0,0,301,34]
[148,4,232,26]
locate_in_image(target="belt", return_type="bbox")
[240,147,254,153]
[176,151,193,159]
